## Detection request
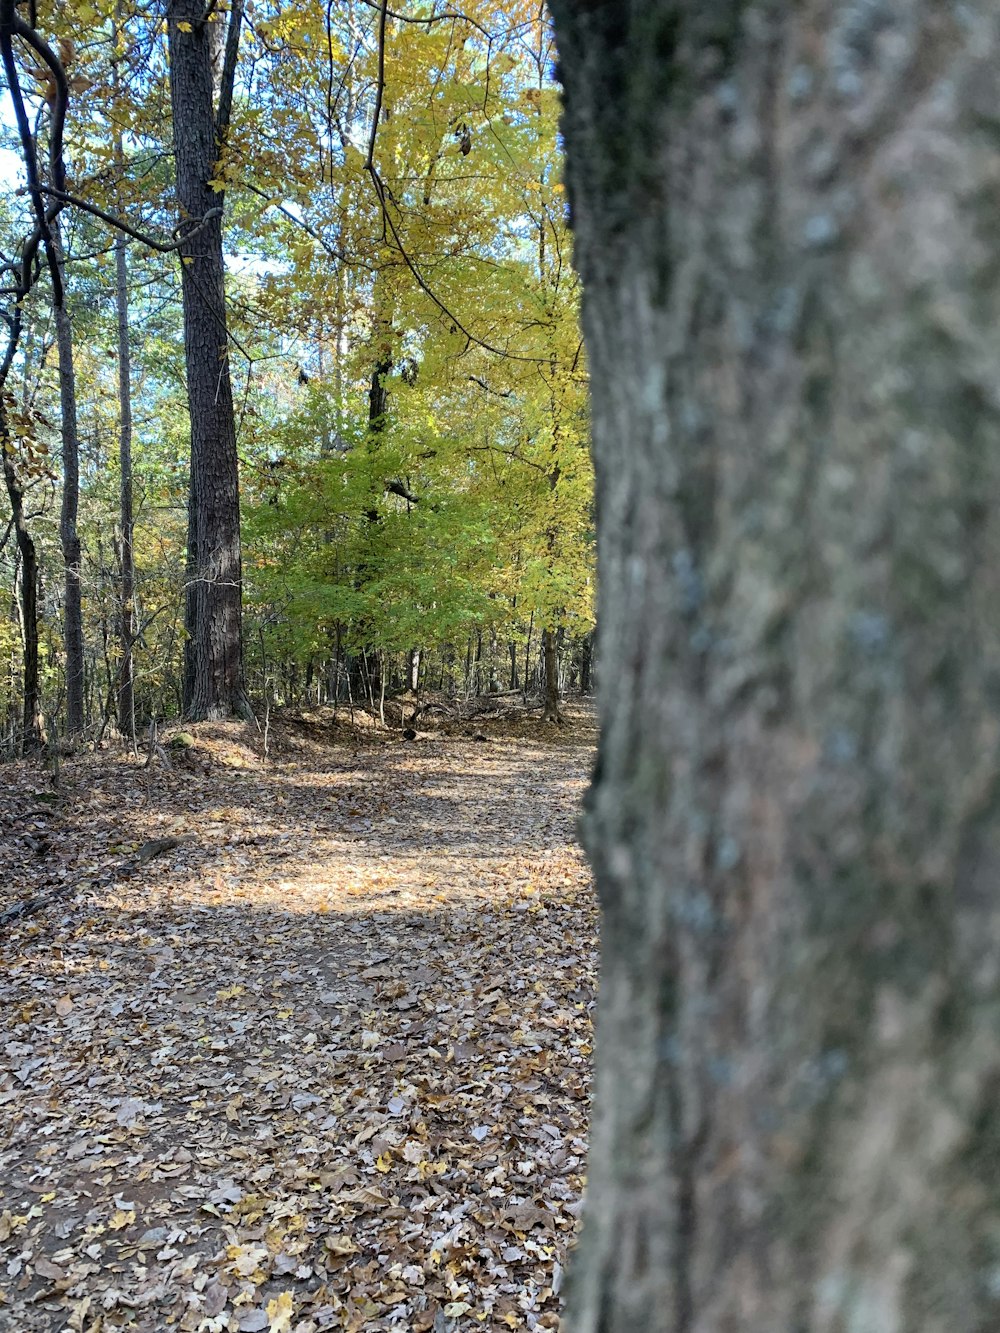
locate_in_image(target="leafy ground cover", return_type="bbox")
[0,703,597,1332]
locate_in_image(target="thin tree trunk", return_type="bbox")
[552,2,1000,1329]
[1,411,44,755]
[523,609,534,701]
[53,223,84,736]
[113,4,137,753]
[114,226,136,751]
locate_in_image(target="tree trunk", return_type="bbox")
[53,224,85,736]
[552,3,1000,1330]
[541,626,561,722]
[509,638,519,692]
[1,410,44,755]
[168,0,249,721]
[407,647,421,692]
[579,628,594,695]
[114,226,136,750]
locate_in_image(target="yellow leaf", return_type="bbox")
[177,20,193,31]
[375,1152,392,1173]
[324,1234,359,1255]
[266,1290,294,1333]
[108,1210,134,1231]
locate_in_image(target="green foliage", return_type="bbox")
[0,0,593,740]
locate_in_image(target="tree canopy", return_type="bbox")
[0,0,593,749]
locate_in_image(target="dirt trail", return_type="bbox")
[0,704,598,1332]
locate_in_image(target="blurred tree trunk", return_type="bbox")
[552,2,1000,1329]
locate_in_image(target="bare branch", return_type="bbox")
[29,185,223,253]
[354,0,493,42]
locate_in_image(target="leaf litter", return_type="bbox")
[0,703,597,1331]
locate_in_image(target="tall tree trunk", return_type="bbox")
[168,0,248,721]
[552,3,1000,1330]
[1,410,44,755]
[53,223,85,736]
[113,2,136,750]
[114,228,136,749]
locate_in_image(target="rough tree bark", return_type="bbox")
[551,3,1000,1330]
[168,0,249,721]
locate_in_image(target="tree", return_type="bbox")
[0,0,72,754]
[167,0,249,721]
[550,2,1000,1329]
[52,218,85,737]
[113,4,136,750]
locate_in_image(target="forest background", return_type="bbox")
[0,0,594,757]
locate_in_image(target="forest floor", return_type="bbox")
[0,699,598,1333]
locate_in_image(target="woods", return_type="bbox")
[0,1,593,752]
[6,0,999,1330]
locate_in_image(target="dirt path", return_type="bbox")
[0,705,598,1333]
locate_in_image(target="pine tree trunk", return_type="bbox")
[53,224,84,736]
[168,0,248,722]
[552,2,1000,1329]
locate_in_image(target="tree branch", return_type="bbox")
[354,0,493,42]
[469,375,512,398]
[365,0,389,173]
[214,0,244,147]
[0,7,67,309]
[386,479,419,503]
[29,185,223,253]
